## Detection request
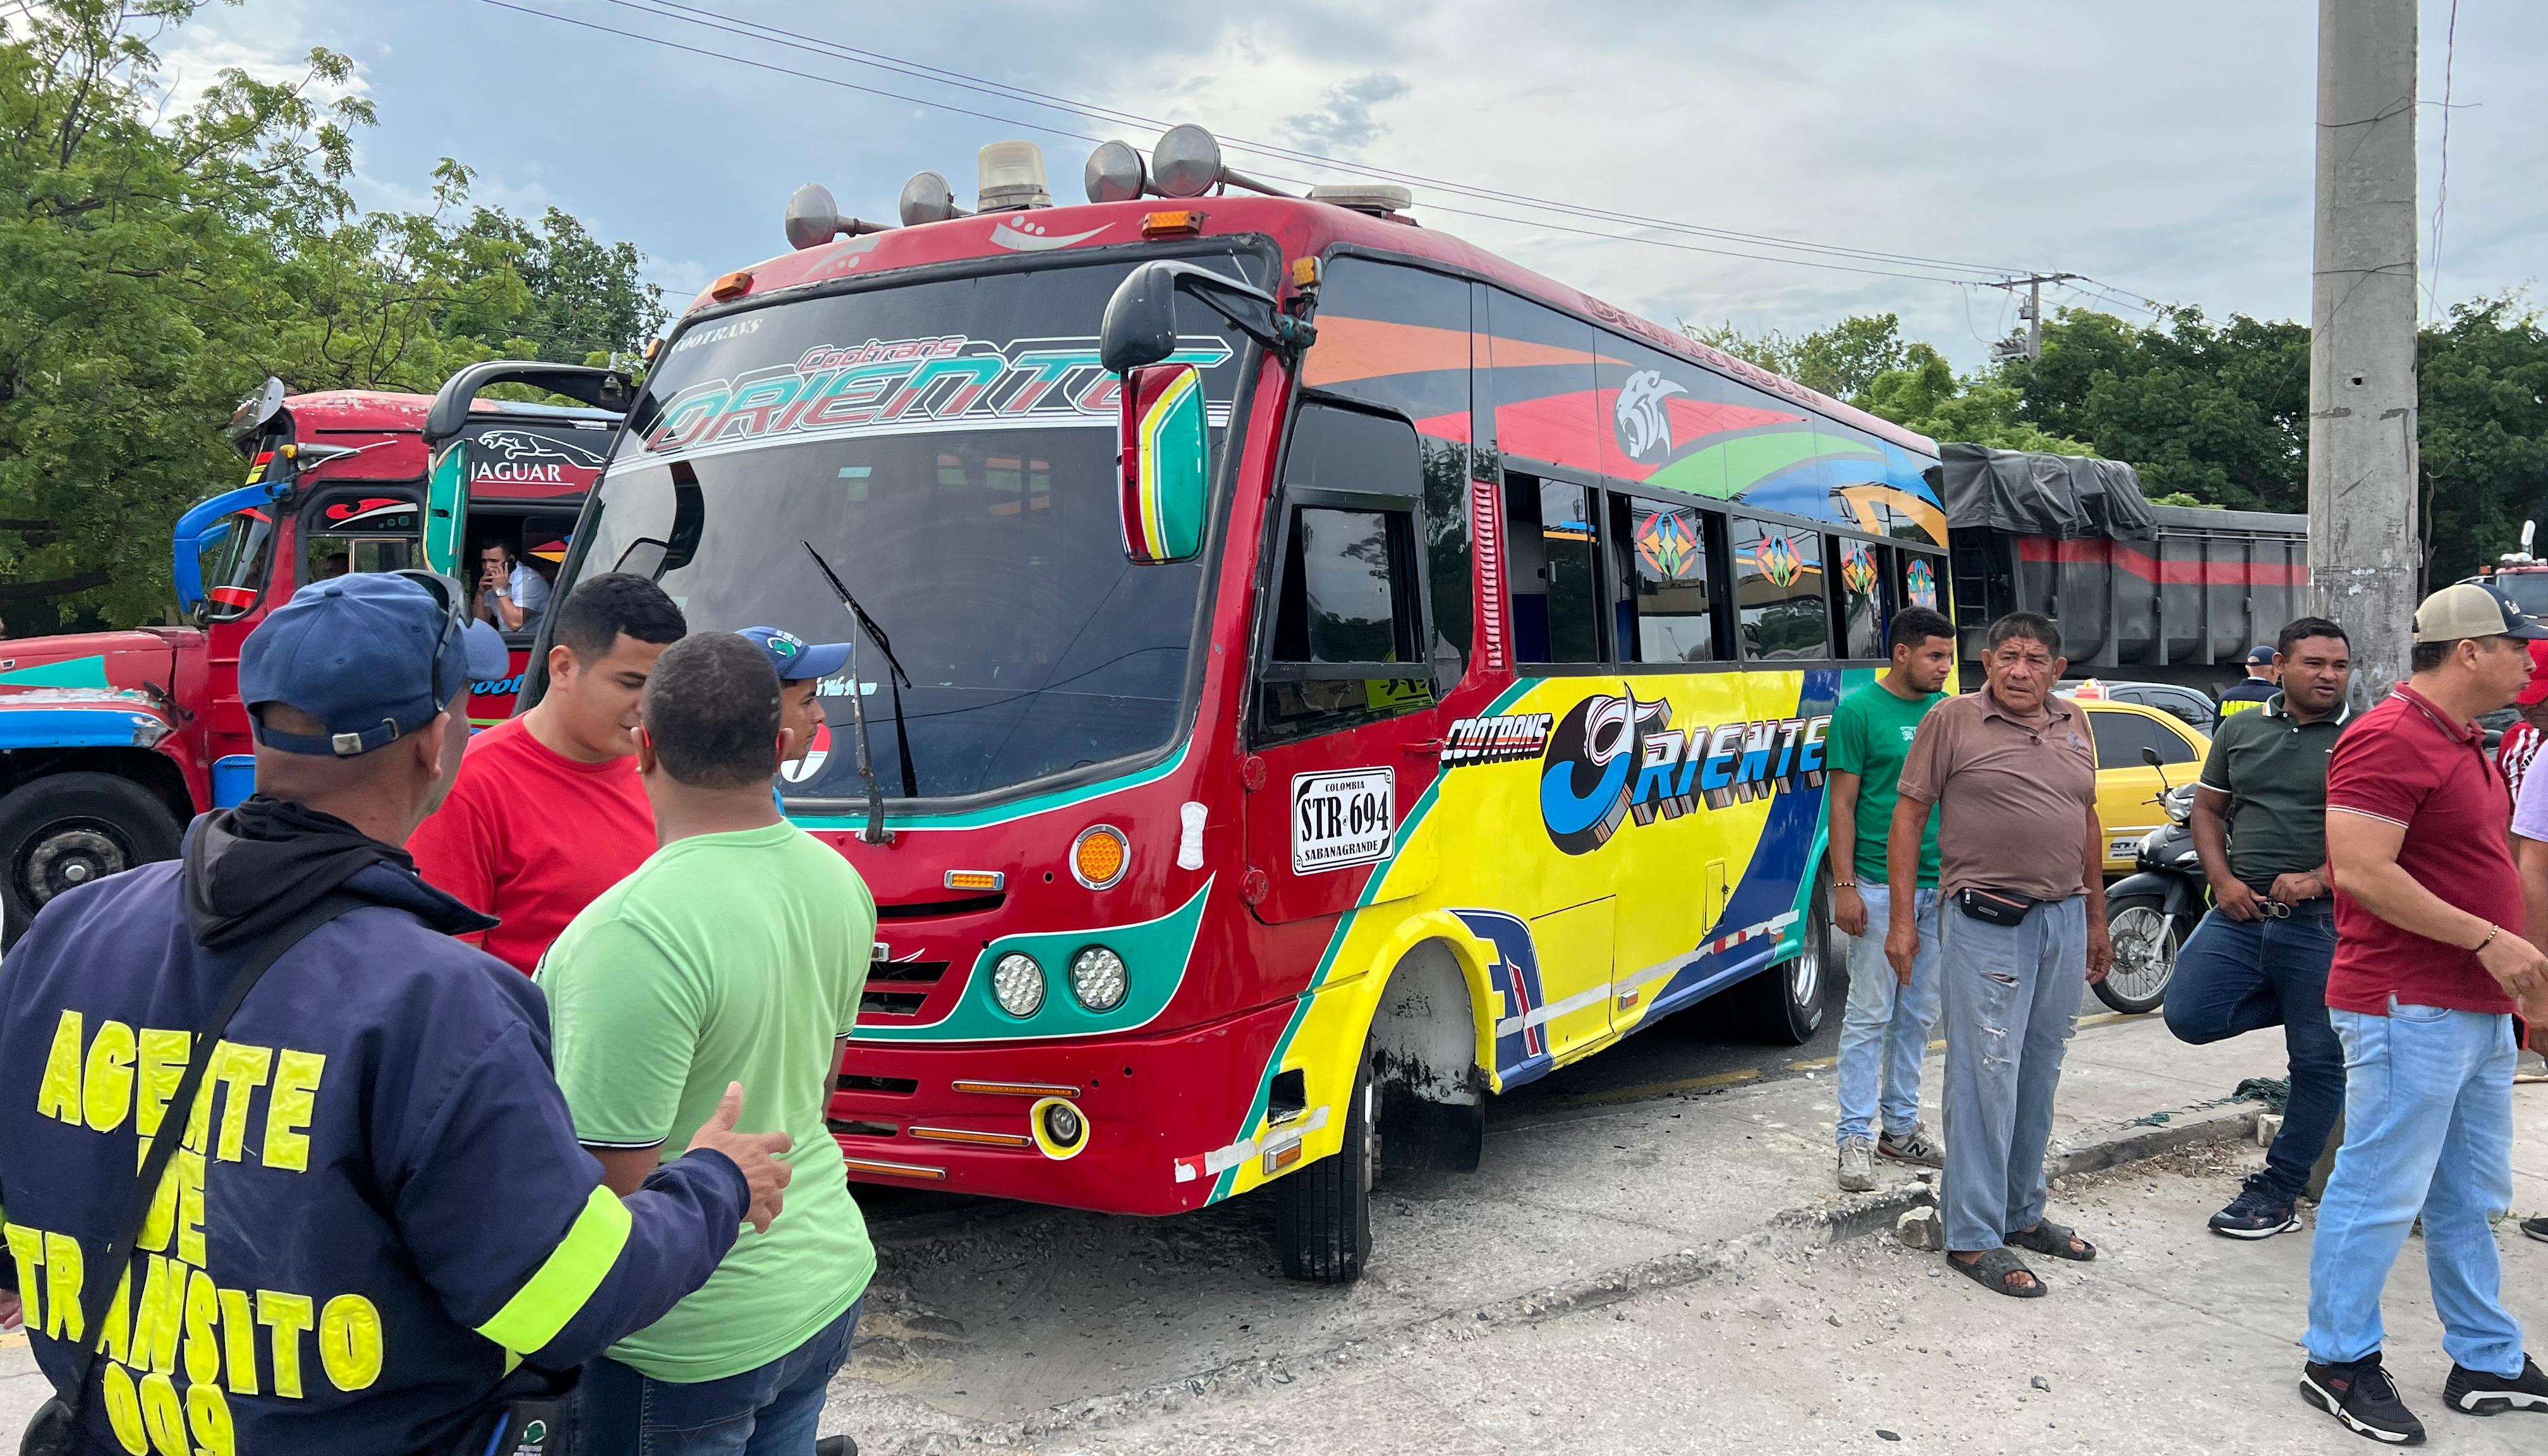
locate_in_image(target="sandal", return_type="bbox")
[1948,1247,2046,1298]
[2005,1220,2096,1262]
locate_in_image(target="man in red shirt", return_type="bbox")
[410,573,686,974]
[2300,583,2548,1443]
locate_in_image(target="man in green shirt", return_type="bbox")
[539,632,878,1455]
[1826,605,1956,1192]
[2164,617,2350,1241]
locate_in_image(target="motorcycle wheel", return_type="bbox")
[2098,892,2180,1014]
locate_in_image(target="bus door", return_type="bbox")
[1244,401,1443,927]
[1499,469,1620,1058]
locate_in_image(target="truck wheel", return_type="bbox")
[1275,1046,1375,1283]
[0,773,183,947]
[1733,881,1833,1045]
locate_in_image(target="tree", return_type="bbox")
[0,2,665,633]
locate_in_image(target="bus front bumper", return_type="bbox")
[827,997,1298,1216]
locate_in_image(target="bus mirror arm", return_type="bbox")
[1100,260,1310,375]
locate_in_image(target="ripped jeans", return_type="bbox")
[1939,894,2086,1254]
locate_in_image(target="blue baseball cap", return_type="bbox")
[2245,644,2276,665]
[241,572,509,756]
[737,626,852,683]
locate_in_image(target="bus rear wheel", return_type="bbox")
[1275,1046,1375,1284]
[1,772,183,948]
[1733,881,1833,1045]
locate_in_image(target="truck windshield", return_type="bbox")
[198,504,277,620]
[576,252,1261,803]
[2492,571,2548,619]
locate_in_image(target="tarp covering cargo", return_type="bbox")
[1938,442,2156,540]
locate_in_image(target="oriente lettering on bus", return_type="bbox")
[11,1009,382,1453]
[641,333,1231,455]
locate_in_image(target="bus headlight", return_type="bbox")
[992,952,1045,1017]
[1069,946,1127,1012]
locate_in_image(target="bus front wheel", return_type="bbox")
[1275,1046,1375,1283]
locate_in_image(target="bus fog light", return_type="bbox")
[1069,946,1127,1012]
[1030,1096,1088,1160]
[991,952,1045,1017]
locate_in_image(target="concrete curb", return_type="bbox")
[974,1102,2265,1447]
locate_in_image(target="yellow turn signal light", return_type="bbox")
[1071,825,1129,890]
[1141,209,1204,238]
[710,269,754,300]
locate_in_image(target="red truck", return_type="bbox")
[0,363,627,942]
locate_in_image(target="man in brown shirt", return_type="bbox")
[1889,611,2114,1297]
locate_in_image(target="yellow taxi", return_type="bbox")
[2067,698,2212,875]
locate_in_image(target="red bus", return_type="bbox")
[535,128,1947,1280]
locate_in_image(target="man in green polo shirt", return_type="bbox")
[539,632,877,1455]
[1827,605,1956,1192]
[2164,617,2350,1241]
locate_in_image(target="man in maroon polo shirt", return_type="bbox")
[2298,582,2548,1443]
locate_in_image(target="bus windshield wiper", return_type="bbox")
[801,540,918,844]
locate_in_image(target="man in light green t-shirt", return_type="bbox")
[538,632,876,1455]
[1824,605,1955,1193]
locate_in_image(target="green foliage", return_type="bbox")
[0,2,664,632]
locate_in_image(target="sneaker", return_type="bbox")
[2300,1356,2426,1445]
[1838,1136,1876,1192]
[1878,1124,1946,1168]
[2521,1215,2548,1243]
[2443,1354,2548,1416]
[2209,1180,2303,1241]
[816,1438,859,1456]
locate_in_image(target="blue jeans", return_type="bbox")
[1939,895,2085,1254]
[2305,1005,2523,1376]
[1836,884,1943,1145]
[584,1299,861,1455]
[2161,902,2343,1203]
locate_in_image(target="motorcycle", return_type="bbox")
[2098,746,2204,1014]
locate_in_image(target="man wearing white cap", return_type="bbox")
[2299,581,2548,1442]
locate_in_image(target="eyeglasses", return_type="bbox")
[391,569,473,705]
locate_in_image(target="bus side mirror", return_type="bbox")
[1117,363,1208,565]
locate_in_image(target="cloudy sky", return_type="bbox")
[143,0,2545,367]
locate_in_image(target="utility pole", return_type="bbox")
[1984,273,2078,362]
[2308,0,2418,705]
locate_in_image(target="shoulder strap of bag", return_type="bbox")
[54,892,367,1409]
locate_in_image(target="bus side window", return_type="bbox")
[1619,497,1724,664]
[1507,474,1602,665]
[1733,516,1831,662]
[1830,535,1891,660]
[1256,401,1431,739]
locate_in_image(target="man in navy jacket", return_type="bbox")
[0,573,792,1453]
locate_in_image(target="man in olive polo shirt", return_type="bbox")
[1889,611,2113,1298]
[2164,617,2351,1241]
[2300,583,2548,1443]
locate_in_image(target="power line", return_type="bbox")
[570,0,2043,281]
[478,0,2166,312]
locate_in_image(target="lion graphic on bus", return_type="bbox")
[1613,369,1687,463]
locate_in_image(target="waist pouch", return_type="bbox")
[1955,887,2041,927]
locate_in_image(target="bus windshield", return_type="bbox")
[577,252,1262,803]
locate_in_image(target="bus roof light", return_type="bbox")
[899,171,973,226]
[1141,209,1205,239]
[1307,182,1414,217]
[1084,140,1148,203]
[1150,124,1289,200]
[976,141,1052,212]
[784,182,891,250]
[710,270,753,301]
